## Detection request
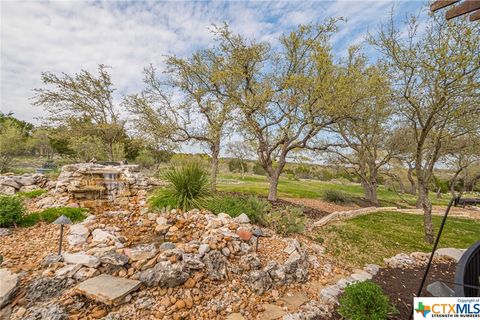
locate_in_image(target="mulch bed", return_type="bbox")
[315,262,456,320]
[373,261,456,320]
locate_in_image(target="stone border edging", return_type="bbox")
[312,206,398,228]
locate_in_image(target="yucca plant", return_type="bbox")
[155,162,211,211]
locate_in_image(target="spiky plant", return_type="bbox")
[156,162,211,211]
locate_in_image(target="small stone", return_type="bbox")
[226,313,246,320]
[175,299,186,309]
[236,228,252,241]
[233,213,250,224]
[198,243,210,256]
[124,243,157,261]
[91,308,108,318]
[184,278,196,288]
[160,296,171,307]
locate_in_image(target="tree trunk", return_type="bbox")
[268,172,280,201]
[436,187,442,198]
[418,177,434,244]
[407,165,416,195]
[107,142,114,162]
[267,159,286,201]
[210,144,220,193]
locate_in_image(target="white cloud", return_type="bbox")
[0,0,424,125]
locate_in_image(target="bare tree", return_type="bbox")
[370,13,480,243]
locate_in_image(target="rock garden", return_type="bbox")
[0,163,477,320]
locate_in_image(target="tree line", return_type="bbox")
[2,9,479,243]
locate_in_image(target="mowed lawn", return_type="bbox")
[218,174,450,207]
[314,211,480,267]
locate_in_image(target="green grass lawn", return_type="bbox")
[218,173,450,207]
[314,211,480,267]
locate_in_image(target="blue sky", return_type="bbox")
[1,0,427,125]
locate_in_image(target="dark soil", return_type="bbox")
[373,262,456,320]
[314,262,456,320]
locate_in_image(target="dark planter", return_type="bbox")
[455,240,480,297]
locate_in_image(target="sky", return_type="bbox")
[1,0,427,126]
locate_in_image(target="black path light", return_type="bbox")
[53,215,72,255]
[252,228,266,252]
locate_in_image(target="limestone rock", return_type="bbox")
[23,304,67,320]
[99,252,129,266]
[138,261,189,287]
[384,253,416,268]
[124,243,157,261]
[203,250,228,280]
[233,213,250,224]
[435,248,465,262]
[69,224,89,238]
[0,228,11,237]
[74,274,141,305]
[247,270,272,294]
[0,268,20,308]
[55,264,82,278]
[258,304,286,320]
[40,254,63,267]
[67,234,88,246]
[26,277,74,303]
[63,252,100,268]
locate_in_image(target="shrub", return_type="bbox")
[322,189,351,204]
[19,207,88,227]
[338,281,397,320]
[150,162,211,211]
[253,162,266,176]
[17,189,47,199]
[205,194,270,224]
[0,195,25,227]
[264,206,306,235]
[135,149,156,169]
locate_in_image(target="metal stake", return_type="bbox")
[58,224,64,255]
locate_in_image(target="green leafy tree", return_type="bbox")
[370,13,480,243]
[33,65,125,161]
[0,120,28,172]
[213,21,350,201]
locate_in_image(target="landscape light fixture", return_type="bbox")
[53,215,72,255]
[252,228,265,252]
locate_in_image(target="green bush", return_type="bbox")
[0,195,25,227]
[17,189,47,199]
[205,194,270,224]
[19,207,88,227]
[253,162,266,176]
[322,189,351,204]
[150,162,211,211]
[338,281,397,320]
[264,206,306,235]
